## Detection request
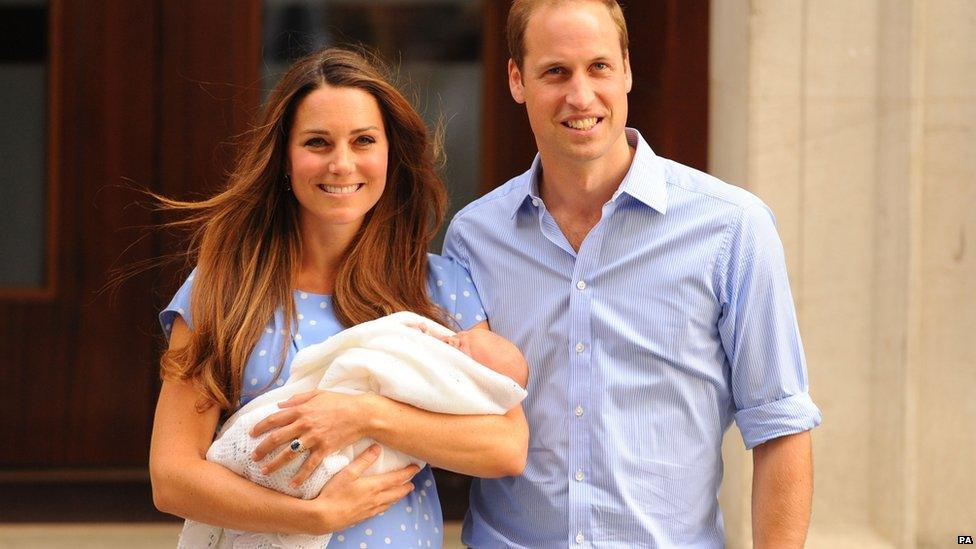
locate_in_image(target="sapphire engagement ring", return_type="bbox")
[289,438,308,453]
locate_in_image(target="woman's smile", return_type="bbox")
[317,183,365,195]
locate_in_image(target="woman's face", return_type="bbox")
[286,84,389,232]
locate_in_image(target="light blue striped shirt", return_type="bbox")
[444,129,821,548]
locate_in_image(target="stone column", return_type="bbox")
[709,1,975,547]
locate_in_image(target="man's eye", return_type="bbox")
[593,62,609,71]
[545,67,565,76]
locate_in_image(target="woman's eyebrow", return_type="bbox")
[299,126,379,135]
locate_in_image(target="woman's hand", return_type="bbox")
[250,389,370,486]
[308,444,420,534]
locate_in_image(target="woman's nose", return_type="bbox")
[329,147,353,176]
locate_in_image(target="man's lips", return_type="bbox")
[562,117,603,131]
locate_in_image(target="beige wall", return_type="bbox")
[710,1,975,547]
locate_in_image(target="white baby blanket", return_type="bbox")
[178,311,527,549]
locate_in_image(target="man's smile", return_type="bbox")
[562,116,602,132]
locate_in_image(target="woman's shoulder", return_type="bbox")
[424,253,473,292]
[424,254,485,329]
[159,267,198,339]
[425,252,463,273]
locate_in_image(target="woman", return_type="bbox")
[149,48,528,547]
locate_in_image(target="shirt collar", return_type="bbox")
[508,155,545,219]
[613,128,668,213]
[508,128,668,219]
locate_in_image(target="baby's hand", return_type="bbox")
[404,320,468,355]
[404,321,430,334]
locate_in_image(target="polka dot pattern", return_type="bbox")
[158,255,482,547]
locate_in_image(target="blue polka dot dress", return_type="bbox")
[160,254,487,548]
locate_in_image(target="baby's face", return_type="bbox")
[441,331,475,358]
[436,328,528,388]
[408,322,482,359]
[444,329,518,365]
[441,329,511,365]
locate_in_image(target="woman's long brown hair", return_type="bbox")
[157,48,448,412]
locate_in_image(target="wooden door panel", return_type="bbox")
[627,0,710,171]
[0,304,72,466]
[0,0,262,470]
[62,0,159,467]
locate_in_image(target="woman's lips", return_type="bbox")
[316,183,364,195]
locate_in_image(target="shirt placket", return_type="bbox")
[565,202,614,547]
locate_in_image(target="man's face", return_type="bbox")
[509,0,632,166]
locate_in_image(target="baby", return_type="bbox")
[418,324,528,388]
[179,312,528,549]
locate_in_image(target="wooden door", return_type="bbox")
[0,0,261,472]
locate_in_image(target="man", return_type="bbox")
[443,0,822,547]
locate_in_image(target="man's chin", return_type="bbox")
[552,141,609,164]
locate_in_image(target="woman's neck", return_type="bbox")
[294,216,362,294]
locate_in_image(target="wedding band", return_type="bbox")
[289,438,308,453]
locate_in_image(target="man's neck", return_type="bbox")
[537,137,636,250]
[537,138,635,218]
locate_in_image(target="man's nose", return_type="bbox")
[565,75,595,109]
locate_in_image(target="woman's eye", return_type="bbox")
[355,135,376,146]
[304,137,327,147]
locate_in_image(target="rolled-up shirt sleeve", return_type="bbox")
[716,202,822,449]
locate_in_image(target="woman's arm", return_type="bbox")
[367,393,529,476]
[253,322,530,485]
[150,317,418,534]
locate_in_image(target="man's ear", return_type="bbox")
[508,59,526,104]
[623,50,633,93]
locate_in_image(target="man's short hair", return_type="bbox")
[507,0,629,69]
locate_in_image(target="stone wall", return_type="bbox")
[709,1,975,547]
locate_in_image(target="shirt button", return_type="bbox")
[576,280,586,290]
[575,342,584,353]
[531,198,540,207]
[575,405,584,417]
[575,470,584,482]
[575,532,585,544]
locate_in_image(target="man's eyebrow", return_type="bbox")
[531,56,614,70]
[532,58,562,69]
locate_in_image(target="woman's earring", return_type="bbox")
[284,173,292,191]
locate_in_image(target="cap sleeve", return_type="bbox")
[426,254,486,330]
[159,268,196,341]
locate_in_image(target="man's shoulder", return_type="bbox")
[451,173,529,226]
[662,157,768,215]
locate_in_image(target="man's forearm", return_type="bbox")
[751,430,814,548]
